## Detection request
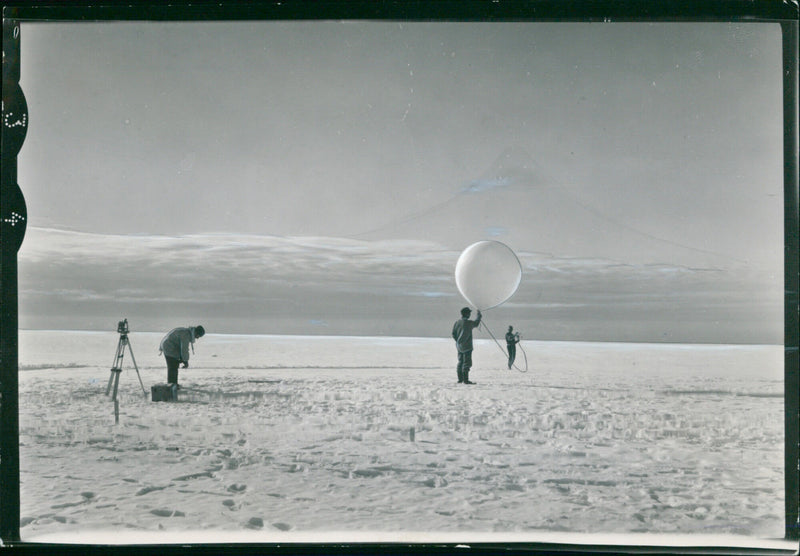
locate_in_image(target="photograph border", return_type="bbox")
[1,1,798,553]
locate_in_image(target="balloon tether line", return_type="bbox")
[479,316,529,373]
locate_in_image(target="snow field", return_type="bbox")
[16,332,784,540]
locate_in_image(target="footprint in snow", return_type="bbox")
[246,517,263,529]
[136,485,169,496]
[150,509,185,517]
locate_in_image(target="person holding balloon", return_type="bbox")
[452,307,482,384]
[453,240,524,379]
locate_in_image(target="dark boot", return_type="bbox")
[464,370,475,385]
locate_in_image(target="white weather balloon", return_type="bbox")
[455,240,522,310]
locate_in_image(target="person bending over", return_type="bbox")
[159,325,205,387]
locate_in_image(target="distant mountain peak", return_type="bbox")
[464,146,549,193]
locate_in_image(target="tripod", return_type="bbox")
[106,320,147,422]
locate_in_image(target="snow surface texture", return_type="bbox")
[17,331,784,542]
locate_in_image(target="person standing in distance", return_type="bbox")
[452,307,481,385]
[506,326,521,369]
[159,325,205,387]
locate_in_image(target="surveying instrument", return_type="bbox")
[106,319,147,423]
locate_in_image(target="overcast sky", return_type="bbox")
[16,20,785,342]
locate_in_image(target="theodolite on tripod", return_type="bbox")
[106,319,147,422]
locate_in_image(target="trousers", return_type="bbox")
[166,356,181,384]
[507,344,516,368]
[456,350,472,383]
